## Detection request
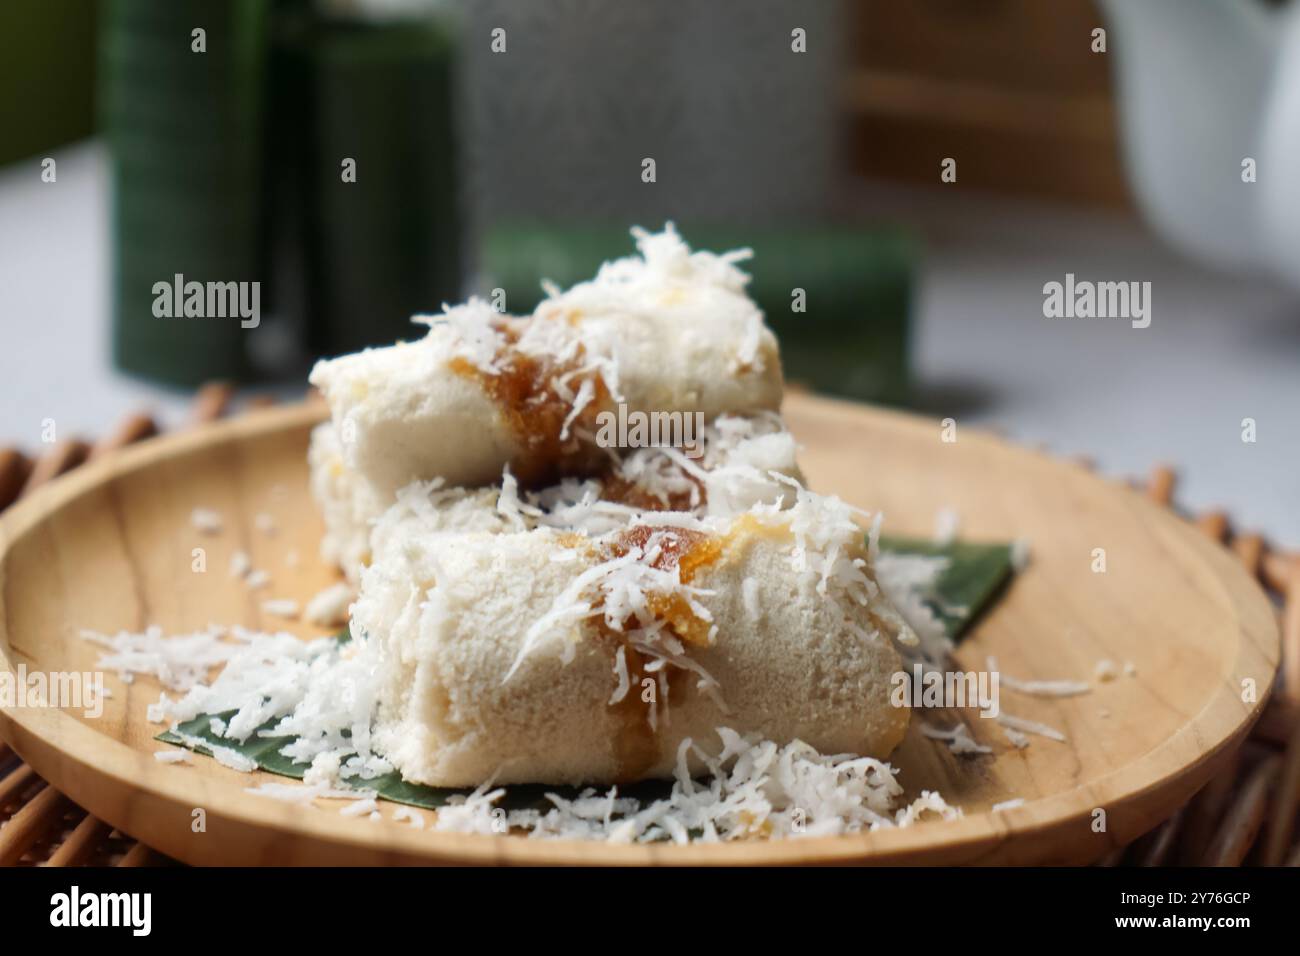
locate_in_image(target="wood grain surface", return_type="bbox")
[0,394,1280,865]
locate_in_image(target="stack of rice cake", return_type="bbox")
[308,226,912,786]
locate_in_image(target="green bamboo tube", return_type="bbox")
[102,0,270,386]
[274,15,462,359]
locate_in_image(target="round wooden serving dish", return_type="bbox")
[0,393,1279,865]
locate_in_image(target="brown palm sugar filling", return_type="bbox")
[598,472,705,514]
[448,318,612,487]
[593,524,725,780]
[449,318,713,508]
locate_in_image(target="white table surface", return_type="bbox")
[2,140,1297,545]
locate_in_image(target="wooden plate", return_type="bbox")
[0,394,1278,865]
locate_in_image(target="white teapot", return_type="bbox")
[1098,0,1300,288]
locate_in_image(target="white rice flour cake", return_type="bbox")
[309,225,783,500]
[310,410,804,583]
[301,224,915,791]
[353,483,912,787]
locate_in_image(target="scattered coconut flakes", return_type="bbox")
[254,512,277,536]
[245,782,324,804]
[284,549,300,568]
[1094,659,1119,682]
[933,507,960,546]
[303,582,354,628]
[558,377,595,441]
[229,550,252,578]
[875,551,951,664]
[393,806,425,828]
[94,620,964,842]
[1001,726,1031,749]
[304,752,342,789]
[146,695,170,723]
[988,656,1090,698]
[340,798,378,818]
[153,750,191,764]
[503,526,725,708]
[243,780,376,805]
[230,552,274,591]
[190,507,223,534]
[997,711,1067,744]
[431,784,510,835]
[1098,709,1111,719]
[170,729,257,773]
[991,798,1025,813]
[138,627,392,782]
[261,598,299,619]
[895,790,962,827]
[244,770,377,806]
[82,625,246,691]
[608,645,630,705]
[318,788,378,801]
[921,721,992,755]
[432,729,960,842]
[1123,661,1138,677]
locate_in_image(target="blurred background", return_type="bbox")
[0,0,1297,541]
